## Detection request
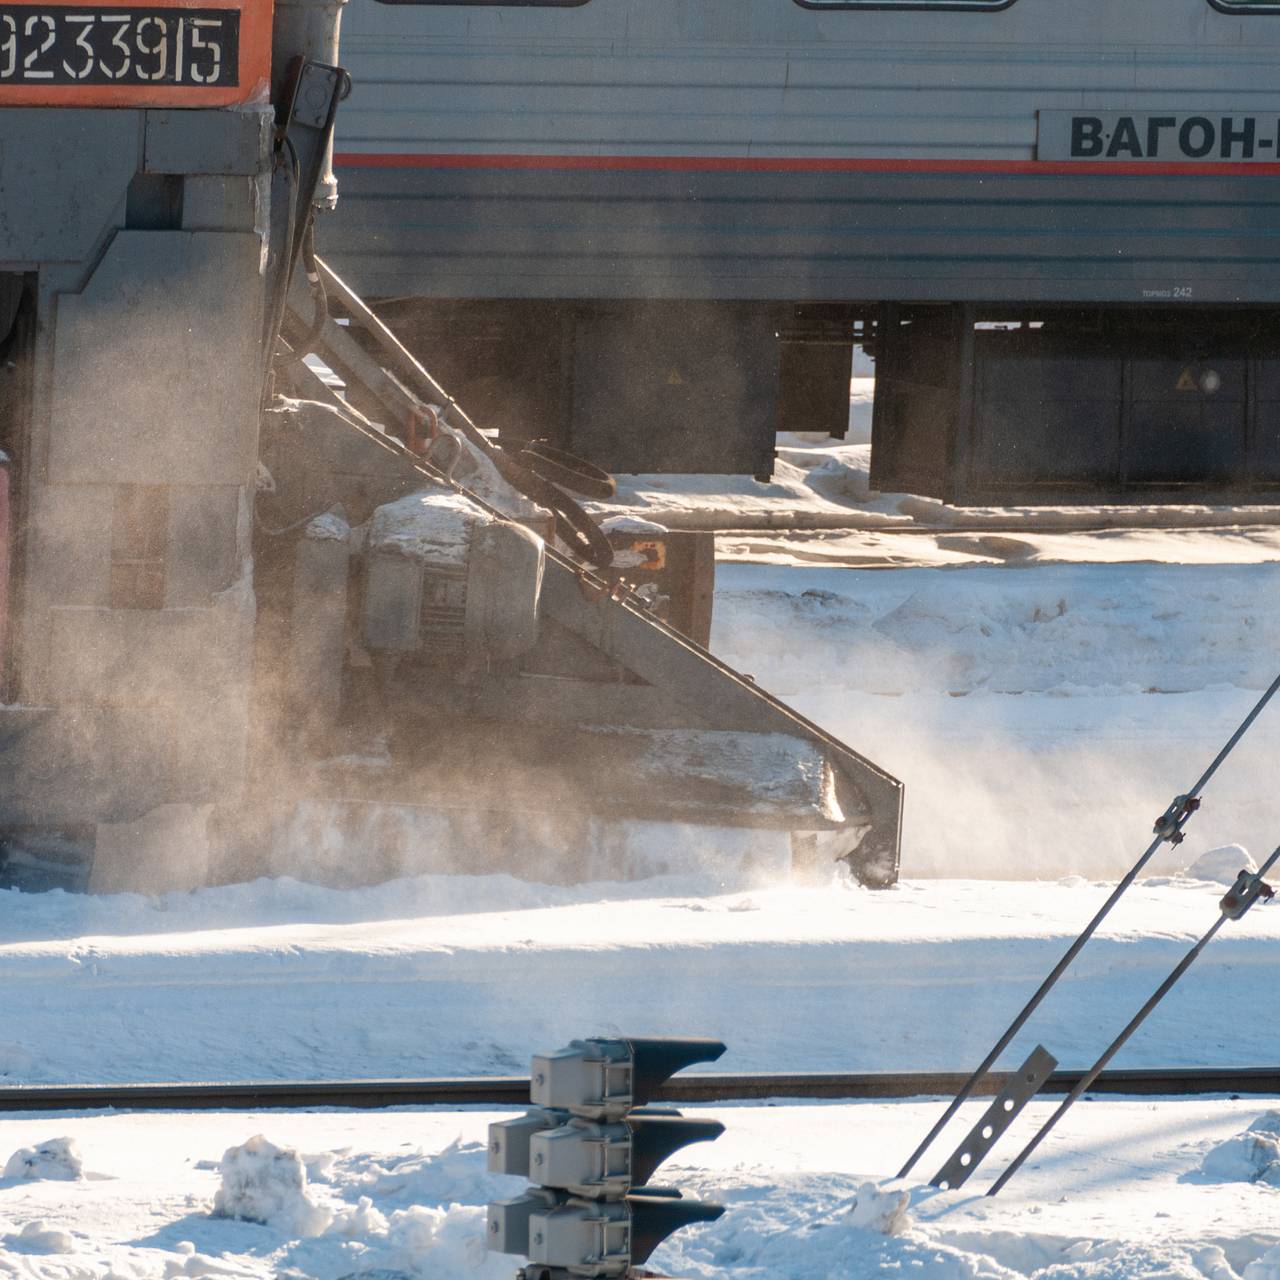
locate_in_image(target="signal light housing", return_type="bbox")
[487,1036,727,1279]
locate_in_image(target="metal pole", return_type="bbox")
[897,672,1280,1179]
[988,843,1280,1196]
[985,919,1226,1195]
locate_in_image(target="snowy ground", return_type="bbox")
[5,391,1280,1275]
[588,375,1280,547]
[3,1098,1280,1279]
[601,432,1280,544]
[1,875,1277,1084]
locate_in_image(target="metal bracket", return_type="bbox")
[1153,793,1199,844]
[261,57,349,396]
[1220,868,1276,920]
[930,1045,1057,1191]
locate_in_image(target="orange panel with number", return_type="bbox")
[0,0,271,107]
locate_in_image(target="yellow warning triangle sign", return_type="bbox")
[666,369,686,386]
[1176,369,1197,393]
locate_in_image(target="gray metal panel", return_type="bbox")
[0,704,244,824]
[334,0,1280,158]
[165,486,245,606]
[323,167,1280,304]
[48,230,264,486]
[144,109,274,176]
[0,110,138,265]
[47,604,252,708]
[324,0,1280,303]
[0,102,269,837]
[182,174,270,233]
[24,484,114,609]
[567,303,780,471]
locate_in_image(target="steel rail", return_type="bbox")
[0,1067,1276,1113]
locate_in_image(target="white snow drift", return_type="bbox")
[3,1137,82,1182]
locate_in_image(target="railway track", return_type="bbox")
[0,1067,1275,1113]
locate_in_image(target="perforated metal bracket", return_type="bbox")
[930,1045,1057,1191]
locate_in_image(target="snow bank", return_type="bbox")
[713,563,1280,699]
[208,1134,513,1271]
[1198,1113,1280,1186]
[326,1194,388,1238]
[213,1135,332,1237]
[3,1136,82,1181]
[163,1240,261,1277]
[1247,1245,1280,1279]
[848,1181,912,1235]
[336,1137,509,1212]
[1185,844,1258,887]
[380,1204,508,1278]
[319,1139,515,1277]
[5,1220,75,1253]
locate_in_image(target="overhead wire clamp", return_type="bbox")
[1153,794,1200,844]
[1219,868,1276,921]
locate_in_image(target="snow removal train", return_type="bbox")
[0,0,902,892]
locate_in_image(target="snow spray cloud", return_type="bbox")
[711,560,1280,880]
[267,782,798,892]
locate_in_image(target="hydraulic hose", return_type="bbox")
[294,223,330,362]
[519,440,617,501]
[259,135,302,405]
[489,447,616,570]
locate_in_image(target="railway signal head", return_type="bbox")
[520,1191,724,1278]
[488,1108,570,1177]
[528,1110,725,1198]
[488,1035,727,1278]
[530,1036,725,1120]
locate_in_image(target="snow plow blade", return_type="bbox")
[318,726,865,833]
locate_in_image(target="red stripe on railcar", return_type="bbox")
[333,152,1280,177]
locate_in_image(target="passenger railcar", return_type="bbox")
[326,0,1280,501]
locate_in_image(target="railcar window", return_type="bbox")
[1209,0,1280,11]
[794,0,1015,9]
